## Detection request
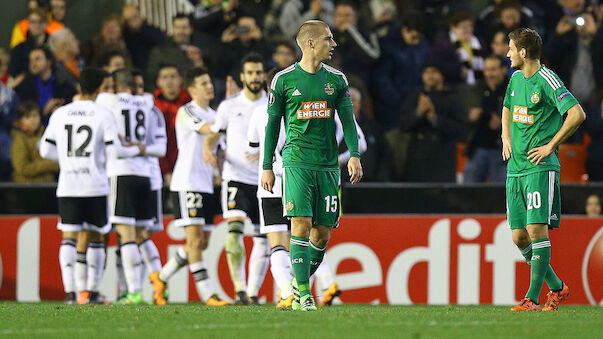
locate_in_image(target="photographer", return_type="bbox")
[543,4,603,105]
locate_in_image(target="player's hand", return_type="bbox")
[261,169,275,193]
[527,143,554,165]
[502,137,512,161]
[137,142,146,156]
[203,148,218,168]
[348,157,363,184]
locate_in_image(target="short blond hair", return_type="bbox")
[295,20,329,49]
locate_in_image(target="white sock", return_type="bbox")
[116,248,127,295]
[75,251,87,292]
[59,239,76,293]
[314,257,334,291]
[247,236,269,298]
[120,242,143,293]
[86,242,106,292]
[269,245,293,299]
[189,261,214,302]
[159,246,187,282]
[225,222,246,292]
[139,239,163,273]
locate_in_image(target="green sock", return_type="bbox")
[309,241,326,276]
[525,238,552,302]
[290,236,311,297]
[520,243,563,291]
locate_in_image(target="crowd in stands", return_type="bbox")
[1,0,603,184]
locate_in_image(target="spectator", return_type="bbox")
[122,4,164,72]
[218,15,270,77]
[270,39,297,69]
[585,194,601,217]
[10,101,58,183]
[332,1,380,84]
[371,11,430,130]
[357,0,397,33]
[132,69,145,96]
[544,10,603,105]
[432,10,486,85]
[0,80,19,181]
[263,0,289,39]
[279,0,335,38]
[477,0,536,42]
[50,0,66,23]
[146,15,204,92]
[463,55,508,183]
[81,14,131,68]
[14,47,77,125]
[99,50,126,74]
[48,28,82,79]
[389,63,465,182]
[0,49,9,85]
[542,0,588,40]
[349,86,388,181]
[10,1,64,49]
[9,8,50,82]
[153,64,190,185]
[191,0,238,43]
[489,30,514,76]
[585,98,603,182]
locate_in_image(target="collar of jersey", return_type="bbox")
[295,62,326,76]
[521,65,544,81]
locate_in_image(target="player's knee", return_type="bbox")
[186,236,204,251]
[512,231,530,248]
[88,231,103,243]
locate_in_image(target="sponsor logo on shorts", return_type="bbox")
[297,101,332,119]
[292,258,303,263]
[324,83,334,95]
[550,214,558,221]
[512,105,533,124]
[189,209,197,217]
[228,200,236,209]
[286,200,294,211]
[557,91,570,101]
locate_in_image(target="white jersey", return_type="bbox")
[171,101,217,193]
[210,90,267,185]
[335,114,367,165]
[247,103,286,198]
[97,92,157,177]
[39,100,136,197]
[148,106,167,191]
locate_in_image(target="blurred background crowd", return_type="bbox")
[0,0,602,186]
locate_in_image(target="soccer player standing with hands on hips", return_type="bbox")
[502,28,585,311]
[262,20,363,311]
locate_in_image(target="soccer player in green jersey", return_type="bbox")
[261,20,363,311]
[502,28,586,311]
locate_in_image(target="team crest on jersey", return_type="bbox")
[286,200,294,211]
[531,91,540,104]
[324,83,335,95]
[296,101,332,119]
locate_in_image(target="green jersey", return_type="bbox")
[264,62,358,171]
[503,65,578,177]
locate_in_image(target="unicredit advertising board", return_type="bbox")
[0,215,601,305]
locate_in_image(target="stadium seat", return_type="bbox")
[558,143,587,183]
[456,143,467,182]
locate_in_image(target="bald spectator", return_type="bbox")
[153,64,190,184]
[10,1,64,49]
[81,14,131,68]
[48,28,82,79]
[14,48,76,125]
[122,4,164,71]
[146,15,204,91]
[279,0,335,38]
[9,8,50,83]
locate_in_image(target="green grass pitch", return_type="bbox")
[0,303,601,338]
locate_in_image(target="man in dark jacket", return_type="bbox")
[122,4,164,72]
[371,11,430,130]
[9,8,49,81]
[14,47,76,126]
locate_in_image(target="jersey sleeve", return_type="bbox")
[210,101,229,134]
[145,107,167,157]
[266,76,286,118]
[39,114,58,160]
[336,75,353,109]
[540,69,579,115]
[247,108,260,150]
[102,110,139,159]
[179,106,209,133]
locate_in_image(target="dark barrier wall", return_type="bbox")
[1,183,602,215]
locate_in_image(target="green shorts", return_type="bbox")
[506,171,561,229]
[283,167,340,227]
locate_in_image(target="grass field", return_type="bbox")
[0,303,601,338]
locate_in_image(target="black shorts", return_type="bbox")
[148,189,163,232]
[172,191,220,229]
[221,181,260,224]
[58,196,110,234]
[110,175,153,227]
[259,197,290,234]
